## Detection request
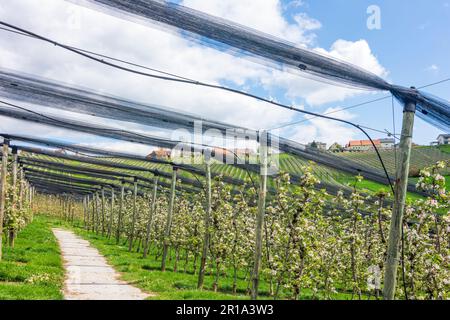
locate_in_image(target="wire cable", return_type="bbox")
[0,21,398,193]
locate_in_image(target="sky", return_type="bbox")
[0,0,449,155]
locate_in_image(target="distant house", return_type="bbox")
[210,147,255,160]
[307,141,327,151]
[346,139,381,152]
[436,134,450,145]
[328,142,343,153]
[147,148,171,160]
[55,149,67,155]
[380,138,395,149]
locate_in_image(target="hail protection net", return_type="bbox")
[0,69,257,138]
[69,0,450,132]
[0,70,411,188]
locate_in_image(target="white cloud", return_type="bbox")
[290,107,358,145]
[182,0,320,45]
[0,0,388,148]
[425,64,439,73]
[261,39,388,106]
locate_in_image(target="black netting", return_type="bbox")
[68,0,450,132]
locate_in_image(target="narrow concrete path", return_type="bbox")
[53,228,150,300]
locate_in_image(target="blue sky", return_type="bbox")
[276,0,450,144]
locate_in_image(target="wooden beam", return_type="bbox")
[143,176,158,258]
[0,139,10,260]
[198,154,212,289]
[116,181,125,244]
[383,98,416,300]
[251,131,268,300]
[108,187,115,238]
[128,178,138,252]
[161,167,178,271]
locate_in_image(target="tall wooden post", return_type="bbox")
[198,153,212,289]
[0,139,10,261]
[85,195,90,230]
[161,167,178,271]
[91,194,96,232]
[101,187,106,235]
[95,192,99,234]
[82,196,86,227]
[383,98,416,300]
[19,168,24,211]
[143,176,158,258]
[129,178,138,252]
[116,181,125,244]
[108,187,115,239]
[9,147,18,247]
[251,130,269,300]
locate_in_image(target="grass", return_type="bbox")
[0,216,64,300]
[335,176,423,201]
[52,218,359,300]
[438,145,450,154]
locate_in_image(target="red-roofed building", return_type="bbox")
[345,139,381,151]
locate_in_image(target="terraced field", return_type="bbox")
[336,146,450,177]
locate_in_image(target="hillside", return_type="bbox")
[335,146,450,177]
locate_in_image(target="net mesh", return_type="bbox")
[69,0,450,132]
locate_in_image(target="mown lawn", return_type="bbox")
[52,219,364,300]
[0,216,64,300]
[335,175,424,201]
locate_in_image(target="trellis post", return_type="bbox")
[383,96,416,300]
[9,147,18,247]
[116,181,125,244]
[129,178,138,251]
[83,196,87,228]
[161,167,178,271]
[251,130,269,300]
[143,175,158,258]
[101,187,106,235]
[95,192,99,234]
[19,168,24,211]
[108,186,115,238]
[198,152,212,289]
[91,193,96,232]
[85,194,90,230]
[0,139,10,261]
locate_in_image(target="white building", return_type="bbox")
[307,141,327,151]
[437,134,450,145]
[380,138,395,149]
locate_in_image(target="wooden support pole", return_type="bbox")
[95,192,99,234]
[9,147,18,247]
[198,153,212,289]
[129,178,138,252]
[91,194,96,232]
[143,176,158,258]
[0,139,10,261]
[116,181,125,244]
[83,196,87,228]
[108,187,115,238]
[85,195,90,229]
[251,130,269,300]
[19,168,24,211]
[101,187,105,235]
[383,98,416,300]
[161,167,178,271]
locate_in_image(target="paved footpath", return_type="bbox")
[53,228,150,300]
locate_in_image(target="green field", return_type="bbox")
[336,146,450,177]
[0,217,64,300]
[50,219,367,300]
